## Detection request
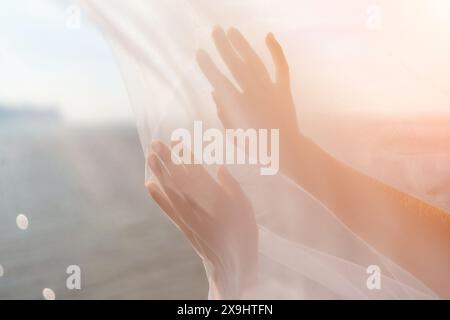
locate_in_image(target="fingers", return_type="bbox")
[147,153,206,229]
[197,49,242,116]
[151,140,172,163]
[147,152,172,189]
[266,32,290,87]
[227,27,270,83]
[151,140,223,211]
[196,49,241,97]
[212,26,249,91]
[166,140,224,195]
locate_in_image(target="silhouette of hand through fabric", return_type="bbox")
[147,141,258,299]
[197,27,302,172]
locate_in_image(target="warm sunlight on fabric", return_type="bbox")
[0,0,131,123]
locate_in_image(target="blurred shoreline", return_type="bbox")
[0,121,206,299]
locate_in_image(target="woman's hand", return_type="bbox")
[147,140,258,299]
[198,27,450,299]
[197,27,304,173]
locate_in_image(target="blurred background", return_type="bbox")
[2,0,450,300]
[0,0,206,299]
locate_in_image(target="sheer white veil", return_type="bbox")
[80,0,450,299]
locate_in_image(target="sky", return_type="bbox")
[0,0,132,123]
[1,0,450,124]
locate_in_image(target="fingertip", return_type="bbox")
[146,181,159,197]
[196,49,212,71]
[212,25,224,38]
[146,181,156,192]
[266,32,281,50]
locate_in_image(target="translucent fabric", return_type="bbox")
[80,0,450,299]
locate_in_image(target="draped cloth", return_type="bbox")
[80,0,450,299]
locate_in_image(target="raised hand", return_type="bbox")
[146,140,258,299]
[197,27,303,172]
[197,27,450,299]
